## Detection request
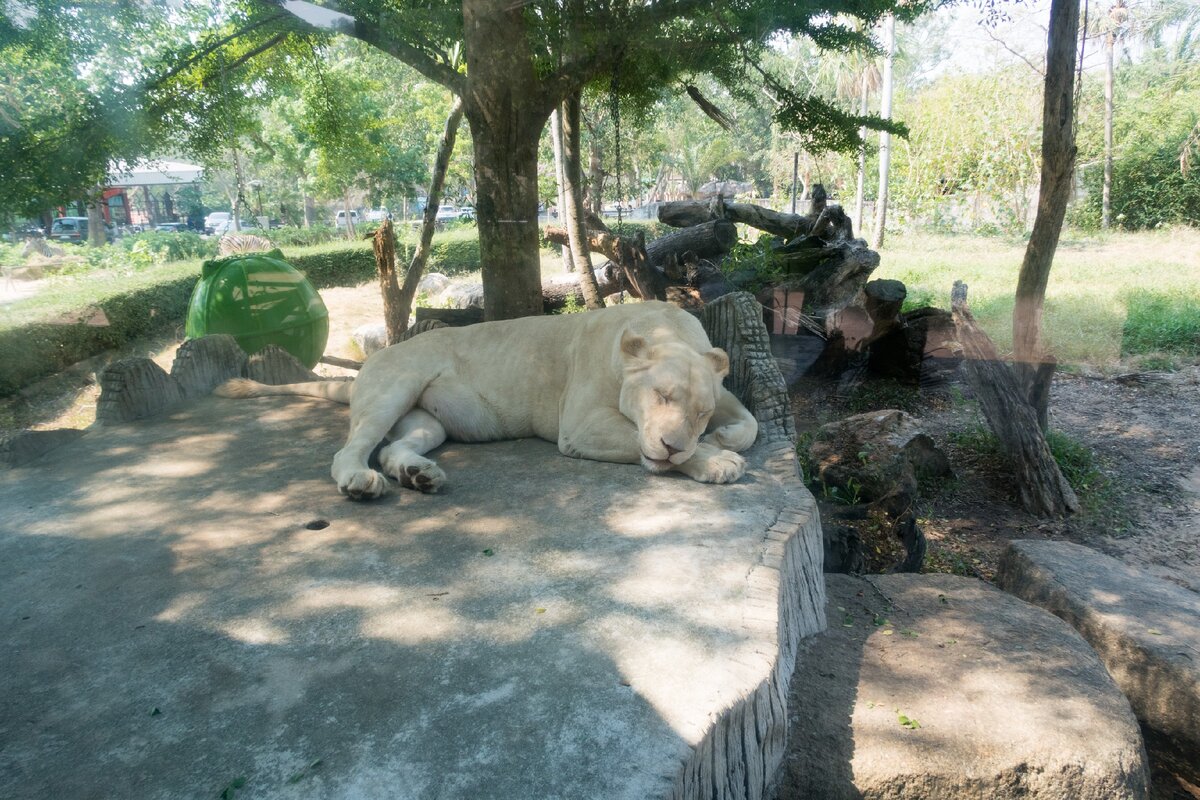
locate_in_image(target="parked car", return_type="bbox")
[155,222,189,233]
[458,205,475,222]
[335,209,360,228]
[204,212,231,235]
[49,216,109,243]
[364,207,390,223]
[434,204,459,223]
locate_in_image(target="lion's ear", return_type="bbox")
[705,348,730,379]
[620,330,649,363]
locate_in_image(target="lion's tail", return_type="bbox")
[213,377,354,405]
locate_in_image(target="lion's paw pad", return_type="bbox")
[340,469,388,501]
[397,461,446,494]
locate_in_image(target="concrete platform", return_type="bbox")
[0,395,823,800]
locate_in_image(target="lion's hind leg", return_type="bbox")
[332,377,427,500]
[379,409,448,494]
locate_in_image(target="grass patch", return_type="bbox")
[1120,289,1200,357]
[876,227,1200,367]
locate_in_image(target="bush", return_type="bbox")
[426,228,482,275]
[1121,289,1200,357]
[121,231,217,262]
[267,225,341,247]
[0,241,379,398]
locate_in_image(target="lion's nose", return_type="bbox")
[661,439,682,457]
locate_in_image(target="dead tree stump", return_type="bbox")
[951,281,1078,517]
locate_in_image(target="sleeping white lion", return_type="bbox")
[215,301,758,500]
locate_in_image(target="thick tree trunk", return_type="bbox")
[462,0,551,321]
[342,190,356,241]
[561,92,605,309]
[1013,0,1080,423]
[549,108,574,272]
[645,219,738,266]
[953,282,1078,517]
[871,13,895,250]
[393,96,465,338]
[587,142,605,216]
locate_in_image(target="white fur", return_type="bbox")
[214,302,758,500]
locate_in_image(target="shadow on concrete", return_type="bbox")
[0,395,798,799]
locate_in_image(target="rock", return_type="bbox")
[96,358,185,424]
[441,282,485,309]
[868,306,961,387]
[777,573,1151,799]
[170,335,248,398]
[997,540,1200,774]
[418,272,450,296]
[353,322,389,357]
[0,429,87,468]
[809,409,951,502]
[244,345,320,385]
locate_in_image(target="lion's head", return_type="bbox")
[617,329,730,473]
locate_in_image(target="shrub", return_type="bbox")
[120,231,217,262]
[427,228,482,275]
[1121,289,1200,357]
[0,241,380,398]
[267,225,341,247]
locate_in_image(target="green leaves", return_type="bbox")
[897,712,921,729]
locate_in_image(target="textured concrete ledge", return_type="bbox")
[0,396,822,800]
[998,540,1200,764]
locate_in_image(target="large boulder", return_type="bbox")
[998,540,1200,777]
[777,573,1150,799]
[809,409,950,502]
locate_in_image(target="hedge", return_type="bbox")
[0,243,377,398]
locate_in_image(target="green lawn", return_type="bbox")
[875,227,1200,368]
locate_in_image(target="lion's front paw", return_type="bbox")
[398,460,446,494]
[338,469,389,501]
[702,422,757,453]
[380,449,446,493]
[679,445,746,484]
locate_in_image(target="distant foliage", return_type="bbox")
[1121,289,1200,356]
[1075,60,1200,230]
[120,231,218,262]
[266,225,341,247]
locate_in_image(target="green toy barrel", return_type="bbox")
[185,249,329,369]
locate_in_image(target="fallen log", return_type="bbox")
[658,194,854,242]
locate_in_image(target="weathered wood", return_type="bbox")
[374,220,406,345]
[561,91,605,309]
[645,219,738,266]
[952,281,1078,517]
[319,354,365,371]
[659,200,808,239]
[785,243,881,315]
[543,226,663,299]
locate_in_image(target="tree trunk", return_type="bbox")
[392,96,465,339]
[1102,29,1114,229]
[342,190,356,241]
[461,0,549,322]
[561,92,605,309]
[645,219,738,266]
[302,191,314,229]
[871,13,895,250]
[953,282,1078,517]
[1013,0,1080,422]
[86,186,105,247]
[855,70,869,235]
[550,108,575,272]
[374,220,405,345]
[231,146,245,232]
